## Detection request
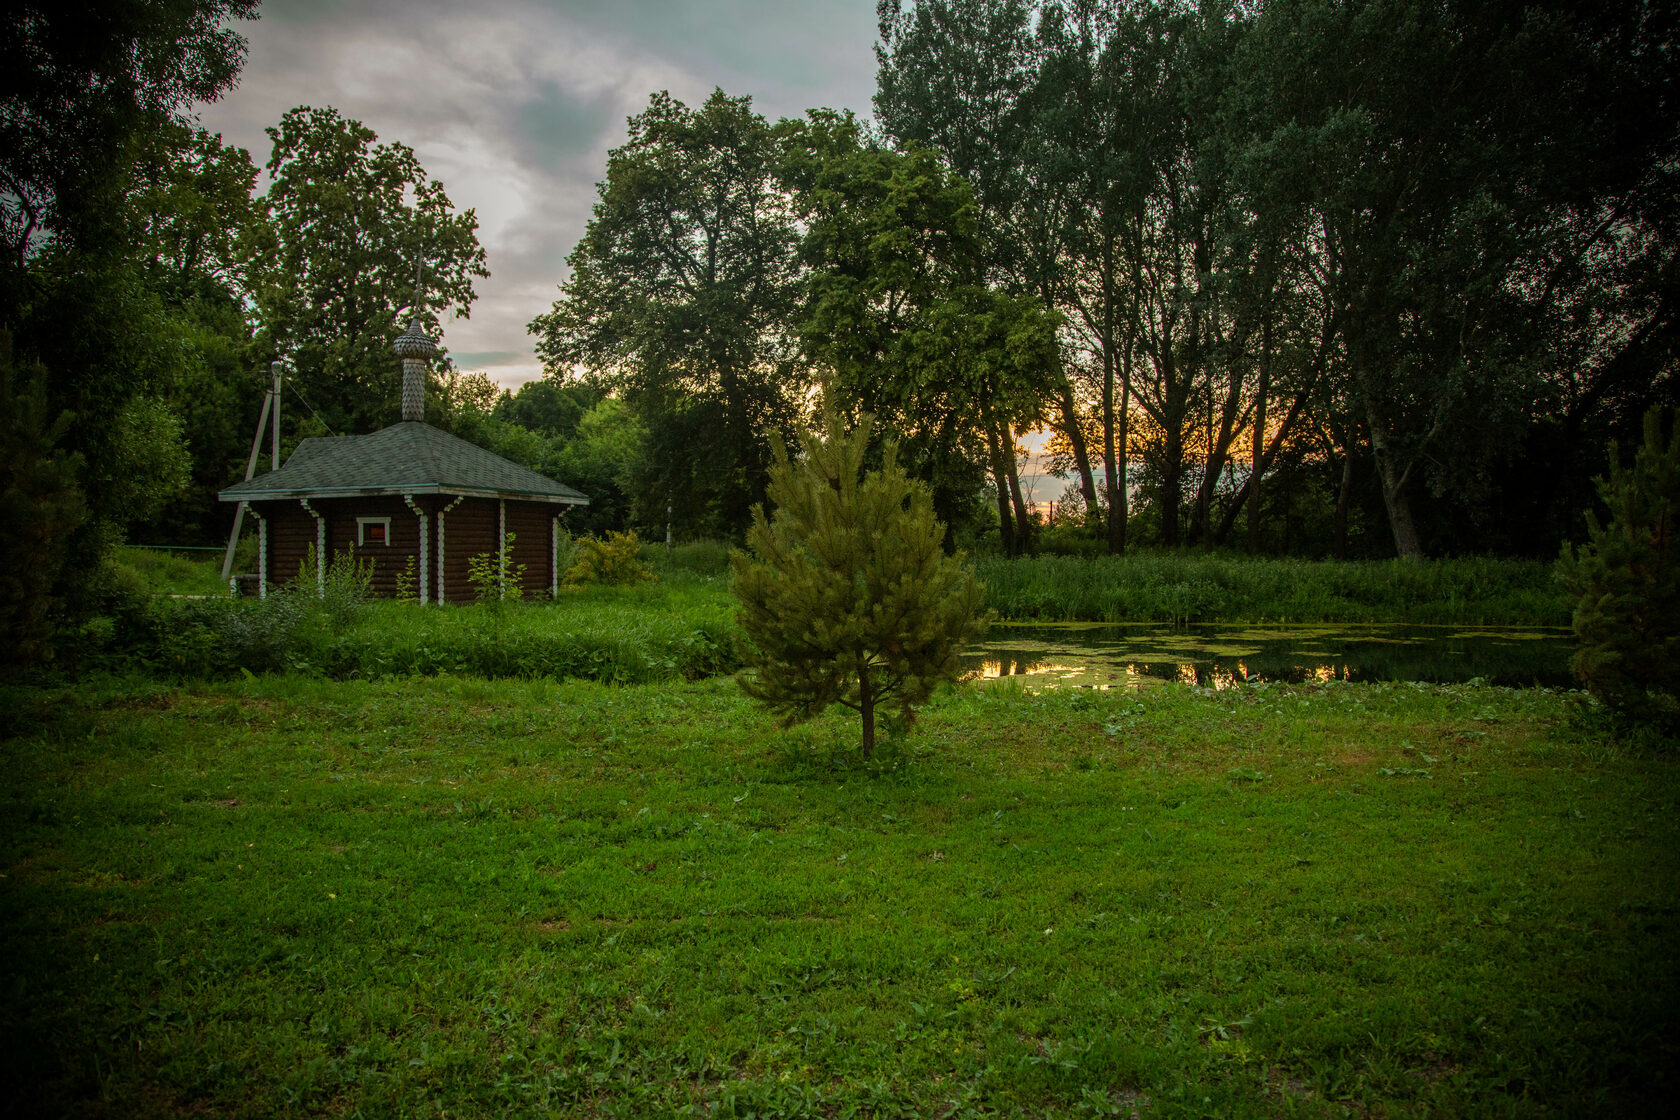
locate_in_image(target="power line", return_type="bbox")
[287,381,337,436]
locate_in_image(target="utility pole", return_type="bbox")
[221,361,285,583]
[271,357,281,469]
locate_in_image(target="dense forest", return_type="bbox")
[3,0,1676,666]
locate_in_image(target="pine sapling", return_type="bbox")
[732,413,988,757]
[1557,407,1680,732]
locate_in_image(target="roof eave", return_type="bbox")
[218,485,589,506]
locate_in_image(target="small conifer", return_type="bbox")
[731,413,987,756]
[1558,407,1679,732]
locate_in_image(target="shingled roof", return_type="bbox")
[219,421,588,506]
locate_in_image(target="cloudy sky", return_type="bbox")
[199,0,883,390]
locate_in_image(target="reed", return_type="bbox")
[976,552,1569,625]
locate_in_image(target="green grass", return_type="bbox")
[976,553,1572,626]
[111,546,232,597]
[127,577,739,684]
[110,550,1571,689]
[2,673,1673,1117]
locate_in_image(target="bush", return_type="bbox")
[122,585,737,683]
[1557,408,1680,732]
[297,545,375,628]
[0,339,86,674]
[564,530,653,586]
[128,588,319,678]
[467,531,526,604]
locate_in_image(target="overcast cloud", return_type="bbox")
[198,0,882,388]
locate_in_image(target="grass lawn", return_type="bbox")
[2,673,1675,1117]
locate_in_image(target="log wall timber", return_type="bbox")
[505,500,556,598]
[439,499,497,603]
[259,500,317,588]
[252,495,566,602]
[325,496,423,598]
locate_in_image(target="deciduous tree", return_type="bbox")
[530,89,804,537]
[249,106,489,436]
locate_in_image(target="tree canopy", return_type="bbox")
[249,106,490,436]
[530,89,805,536]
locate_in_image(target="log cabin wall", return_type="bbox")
[505,500,558,597]
[324,496,424,599]
[438,498,498,603]
[255,495,570,601]
[258,501,317,588]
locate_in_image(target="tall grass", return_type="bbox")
[110,545,230,597]
[977,551,1571,625]
[126,581,738,684]
[110,543,1569,686]
[642,538,734,579]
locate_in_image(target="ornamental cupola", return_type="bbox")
[394,314,437,422]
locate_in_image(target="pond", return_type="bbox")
[964,623,1575,691]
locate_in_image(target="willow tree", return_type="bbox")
[732,414,986,756]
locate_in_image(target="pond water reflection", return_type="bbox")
[964,623,1574,691]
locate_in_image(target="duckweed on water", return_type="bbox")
[968,623,1574,690]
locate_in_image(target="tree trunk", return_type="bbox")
[1213,388,1308,546]
[1099,225,1123,551]
[1362,396,1424,558]
[1004,432,1033,553]
[1249,317,1271,554]
[1334,423,1355,559]
[1056,382,1098,512]
[1162,421,1182,547]
[1102,339,1121,553]
[1116,374,1130,553]
[984,417,1016,556]
[859,666,875,758]
[1196,382,1214,549]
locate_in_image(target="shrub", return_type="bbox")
[297,545,374,627]
[394,554,420,605]
[0,339,86,674]
[132,589,318,678]
[123,587,738,683]
[468,531,526,604]
[1557,408,1680,732]
[564,530,653,586]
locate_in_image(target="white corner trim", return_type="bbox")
[251,507,267,599]
[403,495,428,605]
[436,496,464,604]
[298,498,324,598]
